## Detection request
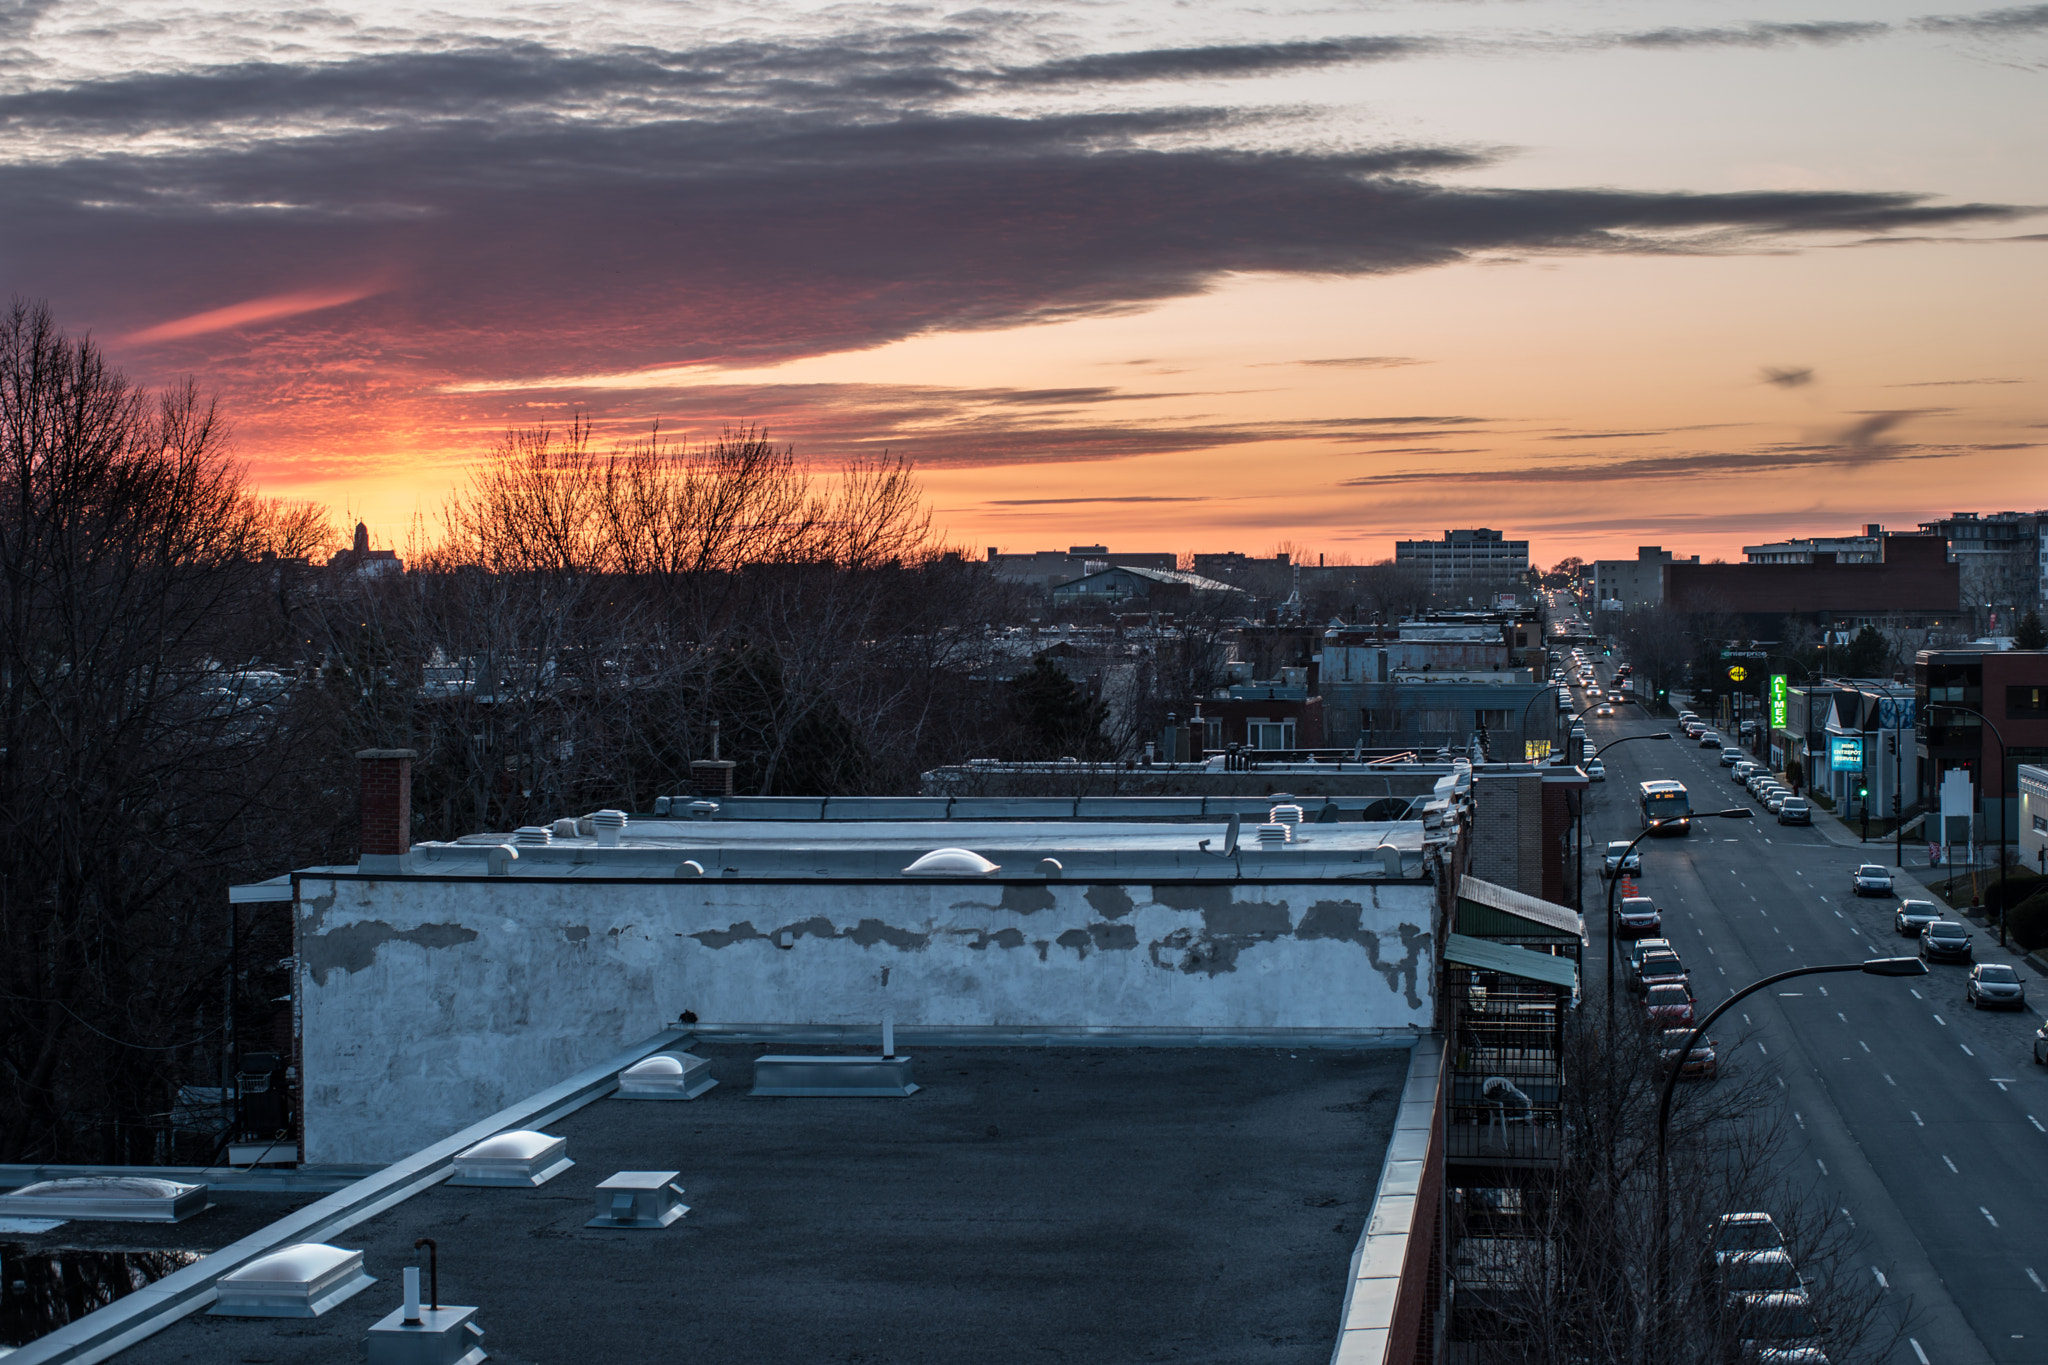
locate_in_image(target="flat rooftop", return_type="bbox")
[105,1043,1406,1365]
[260,817,1437,883]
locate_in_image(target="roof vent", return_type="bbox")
[549,818,578,840]
[0,1176,207,1223]
[1037,857,1064,877]
[587,1171,689,1229]
[486,845,517,876]
[512,826,551,846]
[674,859,706,878]
[653,796,672,815]
[902,848,1000,876]
[688,800,720,820]
[448,1130,572,1187]
[212,1243,375,1318]
[1256,823,1292,848]
[616,1052,717,1100]
[1268,802,1304,826]
[591,809,627,846]
[1377,845,1405,876]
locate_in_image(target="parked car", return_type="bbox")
[1894,900,1942,937]
[1683,722,1706,739]
[1627,938,1674,972]
[1660,1028,1718,1080]
[1700,731,1724,749]
[1739,719,1758,737]
[2035,1020,2048,1066]
[1729,1288,1821,1350]
[1644,982,1697,1028]
[1631,950,1688,993]
[1763,791,1789,815]
[1586,759,1607,781]
[1713,1212,1785,1254]
[1732,761,1762,782]
[1617,896,1662,936]
[1966,963,2026,1010]
[1851,864,1893,897]
[1603,841,1643,878]
[1716,1248,1798,1292]
[1720,749,1744,767]
[1920,921,1973,964]
[1776,798,1812,825]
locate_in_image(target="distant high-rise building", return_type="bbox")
[1392,529,1529,598]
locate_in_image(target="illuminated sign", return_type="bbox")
[1828,736,1866,772]
[1769,674,1788,731]
[1525,739,1552,761]
[1727,665,1748,682]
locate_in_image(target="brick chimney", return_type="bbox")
[356,748,417,873]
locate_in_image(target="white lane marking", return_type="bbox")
[1777,1077,1787,1089]
[1759,1043,1769,1055]
[1885,1073,1897,1086]
[1795,1112,1806,1129]
[1838,1012,1848,1023]
[1818,985,1828,996]
[1873,1266,1889,1289]
[1859,1040,1871,1052]
[1773,925,1781,934]
[2031,1116,2045,1133]
[1744,1013,1752,1025]
[1817,1158,1828,1175]
[1934,1014,1947,1026]
[1961,1044,1975,1056]
[1834,909,1843,919]
[1911,1111,1924,1125]
[1720,967,1727,975]
[1910,989,1922,1000]
[1779,992,1804,996]
[1708,945,1715,954]
[1995,1079,2009,1091]
[1753,896,1760,903]
[1982,1206,2000,1228]
[1942,1154,1959,1174]
[2028,1267,2045,1292]
[1842,1206,1855,1227]
[1910,1338,1930,1365]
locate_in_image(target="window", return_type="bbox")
[1248,719,1296,750]
[2034,813,2047,834]
[2007,685,2048,719]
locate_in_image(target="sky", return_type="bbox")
[4,0,2045,565]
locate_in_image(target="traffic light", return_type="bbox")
[1886,733,1897,755]
[1857,783,1869,800]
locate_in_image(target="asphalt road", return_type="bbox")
[1578,690,2048,1365]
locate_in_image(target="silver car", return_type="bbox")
[1851,864,1893,897]
[1895,900,1941,937]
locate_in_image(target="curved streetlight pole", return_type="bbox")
[1602,797,1753,1027]
[1925,703,2011,947]
[1653,956,1927,1326]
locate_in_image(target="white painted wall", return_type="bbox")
[295,875,1438,1163]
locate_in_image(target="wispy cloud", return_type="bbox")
[1916,3,2048,32]
[123,284,381,343]
[1761,366,1815,388]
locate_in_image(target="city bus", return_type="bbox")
[1639,780,1691,835]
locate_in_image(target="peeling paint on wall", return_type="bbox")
[301,920,479,984]
[1085,884,1136,920]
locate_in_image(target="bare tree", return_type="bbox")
[1452,1017,1907,1363]
[0,300,343,1161]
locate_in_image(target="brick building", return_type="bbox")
[1664,533,1959,634]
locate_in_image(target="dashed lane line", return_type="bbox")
[1911,1111,1924,1126]
[1942,1155,1959,1174]
[1981,1206,1999,1228]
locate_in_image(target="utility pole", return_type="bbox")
[1893,728,1903,865]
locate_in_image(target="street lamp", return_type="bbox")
[1925,703,2011,947]
[1604,804,1755,1027]
[1652,956,1927,1324]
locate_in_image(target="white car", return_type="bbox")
[1586,759,1607,781]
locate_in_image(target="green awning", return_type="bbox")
[1443,932,1578,991]
[1455,876,1585,944]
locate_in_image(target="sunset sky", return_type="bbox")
[6,0,2044,564]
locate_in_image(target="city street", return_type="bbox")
[1582,698,2048,1365]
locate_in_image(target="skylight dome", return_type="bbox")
[450,1129,573,1186]
[0,1176,206,1222]
[212,1243,375,1318]
[902,848,1000,876]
